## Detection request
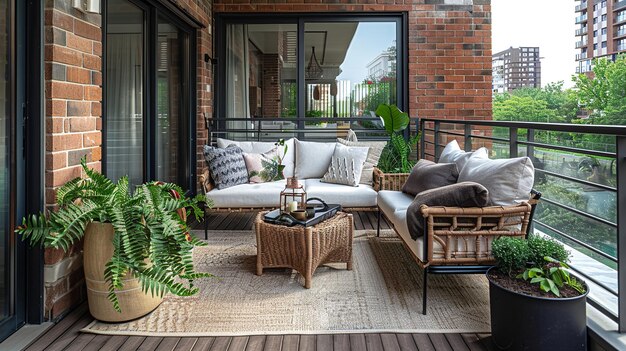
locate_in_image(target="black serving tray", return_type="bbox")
[263,204,341,227]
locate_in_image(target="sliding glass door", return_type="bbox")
[105,0,194,190]
[217,15,403,140]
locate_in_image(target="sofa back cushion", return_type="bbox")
[322,143,369,186]
[337,138,386,186]
[294,140,336,179]
[217,137,295,177]
[439,140,488,171]
[203,145,249,190]
[406,182,490,240]
[458,154,535,206]
[401,159,459,196]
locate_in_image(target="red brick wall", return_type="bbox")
[213,0,493,121]
[42,0,212,321]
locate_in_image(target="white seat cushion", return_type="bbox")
[217,138,296,177]
[304,179,377,208]
[207,180,286,208]
[377,191,414,217]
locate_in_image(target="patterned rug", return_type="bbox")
[82,229,490,336]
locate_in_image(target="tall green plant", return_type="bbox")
[16,159,212,312]
[375,104,420,173]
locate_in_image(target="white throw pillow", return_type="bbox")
[322,143,369,187]
[336,138,386,186]
[458,153,535,206]
[439,140,488,171]
[294,140,336,179]
[217,137,296,178]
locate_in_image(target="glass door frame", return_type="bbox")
[215,13,409,135]
[102,0,197,193]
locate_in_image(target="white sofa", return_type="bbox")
[203,137,379,209]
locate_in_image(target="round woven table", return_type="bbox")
[254,211,354,289]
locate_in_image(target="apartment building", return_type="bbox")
[575,0,626,73]
[492,47,541,93]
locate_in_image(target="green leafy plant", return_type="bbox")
[375,104,420,173]
[492,235,586,297]
[16,159,212,312]
[518,257,586,297]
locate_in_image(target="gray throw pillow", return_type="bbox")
[337,138,386,185]
[203,145,249,190]
[406,182,490,240]
[439,140,488,172]
[458,154,535,206]
[322,143,369,186]
[401,159,459,196]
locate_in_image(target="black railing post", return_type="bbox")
[464,124,472,152]
[527,129,535,159]
[419,119,425,159]
[434,120,441,161]
[509,127,518,158]
[617,136,626,332]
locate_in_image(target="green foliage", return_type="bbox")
[375,104,409,135]
[16,159,213,312]
[573,54,626,122]
[491,237,530,276]
[492,235,586,296]
[517,257,586,297]
[493,82,578,124]
[374,104,419,173]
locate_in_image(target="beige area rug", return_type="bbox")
[82,229,491,336]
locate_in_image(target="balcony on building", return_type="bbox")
[575,1,588,12]
[576,13,588,24]
[615,0,626,11]
[576,26,588,36]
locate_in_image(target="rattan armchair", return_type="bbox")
[378,190,541,314]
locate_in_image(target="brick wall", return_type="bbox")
[261,54,282,118]
[213,0,493,122]
[42,0,212,320]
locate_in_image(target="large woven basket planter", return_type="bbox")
[372,167,410,192]
[84,221,163,322]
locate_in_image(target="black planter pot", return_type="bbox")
[487,267,588,351]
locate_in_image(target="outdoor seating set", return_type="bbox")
[201,136,539,311]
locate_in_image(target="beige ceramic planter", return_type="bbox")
[83,221,162,322]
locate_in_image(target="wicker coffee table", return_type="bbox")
[255,211,354,288]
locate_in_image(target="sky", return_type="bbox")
[492,0,577,88]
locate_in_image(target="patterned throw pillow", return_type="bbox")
[203,145,249,190]
[336,138,386,186]
[243,148,281,183]
[322,143,369,186]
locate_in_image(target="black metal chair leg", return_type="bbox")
[204,208,209,240]
[377,209,381,237]
[422,267,428,315]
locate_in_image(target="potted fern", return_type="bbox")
[372,103,420,191]
[488,236,588,351]
[16,160,212,322]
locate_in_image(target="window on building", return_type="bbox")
[217,16,403,135]
[594,43,598,50]
[602,41,607,48]
[105,0,194,189]
[602,27,607,35]
[594,30,598,36]
[602,14,607,22]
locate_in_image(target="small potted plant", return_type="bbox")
[488,235,588,351]
[16,159,212,322]
[372,103,420,191]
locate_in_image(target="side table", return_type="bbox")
[254,211,354,288]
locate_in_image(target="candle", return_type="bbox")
[289,201,298,213]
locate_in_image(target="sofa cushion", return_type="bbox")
[322,143,369,186]
[377,190,413,218]
[458,154,535,206]
[207,180,286,208]
[243,148,280,183]
[203,145,249,190]
[439,140,488,171]
[304,179,377,207]
[217,138,296,177]
[295,140,336,179]
[406,182,490,240]
[401,159,458,196]
[337,138,386,186]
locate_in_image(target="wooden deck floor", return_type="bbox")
[23,211,495,351]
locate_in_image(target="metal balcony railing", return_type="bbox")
[575,2,587,12]
[576,27,588,36]
[575,40,588,48]
[576,52,588,60]
[576,14,588,23]
[419,118,626,333]
[615,0,626,11]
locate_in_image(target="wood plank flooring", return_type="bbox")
[23,211,494,351]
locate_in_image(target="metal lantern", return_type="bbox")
[280,177,307,213]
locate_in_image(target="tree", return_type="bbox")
[573,54,626,124]
[493,95,560,123]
